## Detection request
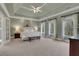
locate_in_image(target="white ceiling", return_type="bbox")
[1,3,79,21]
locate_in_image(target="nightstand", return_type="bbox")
[15,33,20,38]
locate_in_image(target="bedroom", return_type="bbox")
[0,3,79,56]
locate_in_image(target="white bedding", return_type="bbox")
[21,27,41,40]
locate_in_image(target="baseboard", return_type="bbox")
[55,38,69,43]
[0,39,11,46]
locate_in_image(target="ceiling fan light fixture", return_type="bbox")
[22,3,46,14]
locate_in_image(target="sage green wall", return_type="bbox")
[10,19,40,36]
[56,17,63,39]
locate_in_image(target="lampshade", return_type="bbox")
[34,26,38,31]
[14,26,21,33]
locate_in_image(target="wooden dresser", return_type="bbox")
[69,37,79,56]
[15,33,20,38]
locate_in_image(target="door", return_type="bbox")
[0,11,10,44]
[6,18,10,40]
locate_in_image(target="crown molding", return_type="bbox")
[9,16,40,21]
[0,3,40,21]
[0,3,10,17]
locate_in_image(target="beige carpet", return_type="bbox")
[0,38,69,56]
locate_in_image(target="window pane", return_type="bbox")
[64,19,73,36]
[51,23,54,34]
[42,24,45,32]
[6,19,9,40]
[0,30,2,39]
[77,23,79,35]
[0,18,1,27]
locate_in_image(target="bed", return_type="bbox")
[21,27,41,41]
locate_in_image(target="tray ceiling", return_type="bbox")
[2,3,79,20]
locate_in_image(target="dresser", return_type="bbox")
[15,33,20,38]
[69,37,79,56]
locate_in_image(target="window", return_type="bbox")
[62,14,78,39]
[64,19,73,36]
[0,18,1,27]
[0,17,2,41]
[41,22,45,36]
[49,19,56,38]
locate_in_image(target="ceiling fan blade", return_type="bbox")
[38,10,42,13]
[31,5,36,9]
[39,3,47,9]
[39,10,42,12]
[22,6,32,11]
[33,10,36,13]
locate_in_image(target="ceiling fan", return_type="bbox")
[22,3,47,13]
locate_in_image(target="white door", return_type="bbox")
[0,12,6,42]
[6,18,10,40]
[0,11,10,43]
